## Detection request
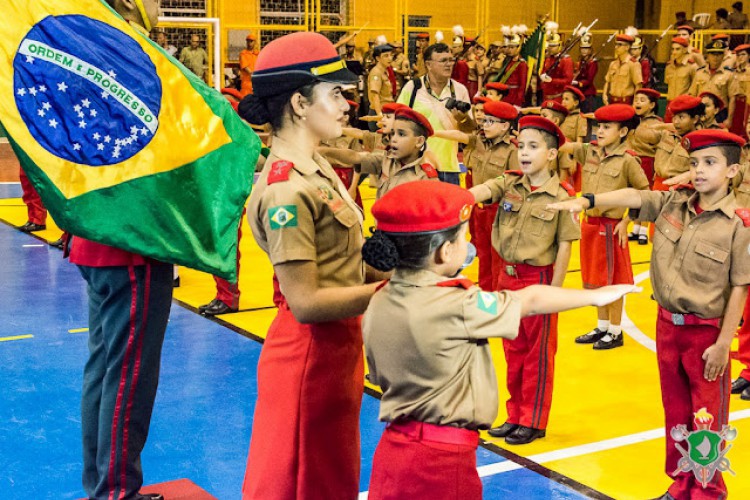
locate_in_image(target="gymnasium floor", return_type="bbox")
[1,159,750,499]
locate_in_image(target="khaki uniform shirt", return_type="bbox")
[665,57,698,100]
[361,130,389,152]
[627,114,663,157]
[363,269,522,429]
[359,153,438,199]
[605,57,643,98]
[414,52,427,78]
[654,131,690,179]
[570,141,650,219]
[368,64,394,106]
[688,67,741,105]
[248,136,365,288]
[734,160,750,207]
[560,110,588,142]
[466,133,519,185]
[634,189,750,318]
[467,56,485,82]
[483,172,581,265]
[485,55,505,82]
[733,65,750,97]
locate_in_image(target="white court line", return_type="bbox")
[621,269,657,352]
[0,138,8,144]
[22,244,45,248]
[0,182,21,185]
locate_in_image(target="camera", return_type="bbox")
[445,97,471,113]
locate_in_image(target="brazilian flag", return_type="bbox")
[521,22,546,87]
[0,0,260,281]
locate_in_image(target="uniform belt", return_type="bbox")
[387,420,478,446]
[657,307,722,328]
[608,95,634,103]
[500,259,553,278]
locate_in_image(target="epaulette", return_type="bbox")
[560,180,576,196]
[436,278,475,289]
[420,163,438,178]
[505,170,523,176]
[267,160,294,184]
[735,208,750,227]
[625,149,639,157]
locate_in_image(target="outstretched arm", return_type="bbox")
[547,188,644,212]
[516,284,640,317]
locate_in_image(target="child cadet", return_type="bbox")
[653,95,704,191]
[470,116,581,444]
[548,129,750,500]
[559,85,589,191]
[559,104,650,349]
[699,91,726,130]
[361,180,638,499]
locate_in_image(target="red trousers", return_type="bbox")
[19,167,47,225]
[656,310,729,500]
[497,261,557,429]
[639,156,655,189]
[242,279,364,500]
[368,423,481,500]
[214,209,245,308]
[738,294,750,381]
[472,203,501,290]
[580,217,634,288]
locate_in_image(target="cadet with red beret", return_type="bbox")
[549,129,750,500]
[240,31,382,500]
[485,81,509,102]
[559,86,589,191]
[538,99,569,126]
[471,117,580,444]
[689,39,741,128]
[560,104,650,349]
[362,181,636,499]
[733,134,750,401]
[699,91,726,130]
[653,95,704,191]
[664,37,698,124]
[602,33,643,105]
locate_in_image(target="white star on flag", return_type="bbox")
[26,55,34,64]
[108,70,117,78]
[38,85,47,92]
[81,98,91,108]
[112,147,121,159]
[42,102,51,111]
[77,111,84,118]
[93,133,101,140]
[37,109,45,117]
[48,119,58,128]
[140,127,149,136]
[17,88,26,96]
[104,135,111,143]
[79,119,87,129]
[90,109,98,117]
[73,104,82,113]
[57,82,68,92]
[28,87,37,96]
[130,125,139,134]
[73,143,81,151]
[97,143,105,151]
[101,91,108,99]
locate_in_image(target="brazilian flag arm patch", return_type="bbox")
[477,291,499,315]
[268,205,298,230]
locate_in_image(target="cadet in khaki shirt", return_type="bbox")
[367,44,395,116]
[559,86,588,191]
[734,139,750,401]
[652,95,704,190]
[689,40,742,127]
[470,116,580,444]
[434,100,519,290]
[361,180,636,499]
[602,34,642,105]
[664,38,698,102]
[548,129,750,500]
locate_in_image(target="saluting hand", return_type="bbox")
[591,284,643,307]
[702,342,730,382]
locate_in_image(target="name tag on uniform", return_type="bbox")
[502,201,513,212]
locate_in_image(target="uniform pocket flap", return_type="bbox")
[655,215,682,242]
[694,241,728,263]
[530,206,555,221]
[333,206,359,227]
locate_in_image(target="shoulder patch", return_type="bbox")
[505,170,523,176]
[736,208,750,227]
[476,291,499,315]
[560,180,576,196]
[268,205,298,230]
[420,163,438,178]
[436,278,475,290]
[268,160,294,184]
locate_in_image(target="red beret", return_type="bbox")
[542,99,569,117]
[472,96,490,104]
[483,100,519,120]
[736,44,750,54]
[485,82,509,93]
[594,103,636,122]
[676,24,695,34]
[616,34,635,44]
[394,108,434,137]
[682,129,746,152]
[519,116,566,148]
[699,91,725,110]
[712,33,730,41]
[346,99,360,109]
[381,102,408,114]
[372,181,474,233]
[668,95,703,114]
[563,85,585,102]
[252,32,357,97]
[416,33,430,40]
[635,88,661,101]
[672,37,689,47]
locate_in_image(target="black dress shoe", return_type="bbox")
[505,425,545,445]
[49,237,64,249]
[202,299,238,316]
[575,328,607,344]
[173,276,181,288]
[638,235,649,245]
[19,221,46,232]
[731,377,750,394]
[742,386,750,401]
[487,422,519,438]
[198,298,219,314]
[627,232,639,241]
[593,333,624,350]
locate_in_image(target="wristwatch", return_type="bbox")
[582,193,595,209]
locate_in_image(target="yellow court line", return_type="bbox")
[68,328,89,333]
[0,334,34,342]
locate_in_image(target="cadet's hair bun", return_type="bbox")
[238,94,271,125]
[362,231,399,271]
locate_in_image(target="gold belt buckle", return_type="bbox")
[505,265,516,277]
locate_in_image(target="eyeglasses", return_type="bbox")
[429,57,456,65]
[482,118,505,126]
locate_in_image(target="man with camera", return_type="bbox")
[397,43,475,185]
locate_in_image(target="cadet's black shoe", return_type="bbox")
[638,235,649,245]
[198,298,219,314]
[575,328,607,344]
[731,377,750,394]
[202,299,238,316]
[505,426,545,445]
[49,238,64,249]
[173,276,181,288]
[742,386,750,401]
[627,232,639,241]
[19,221,46,232]
[593,333,624,350]
[487,422,519,438]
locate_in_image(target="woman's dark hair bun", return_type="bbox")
[362,231,399,272]
[238,94,271,125]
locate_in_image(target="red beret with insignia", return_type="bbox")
[472,96,490,104]
[519,116,566,148]
[563,85,585,102]
[681,129,746,153]
[252,32,357,98]
[668,95,703,114]
[542,99,569,117]
[381,102,408,114]
[699,91,725,111]
[616,34,635,44]
[635,88,661,101]
[594,103,635,123]
[672,36,689,47]
[736,44,750,54]
[676,24,695,34]
[483,100,519,120]
[394,108,434,137]
[372,181,475,233]
[485,82,509,93]
[712,33,730,41]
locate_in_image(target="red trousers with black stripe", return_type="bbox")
[19,167,47,225]
[497,261,558,430]
[656,315,729,500]
[472,203,501,290]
